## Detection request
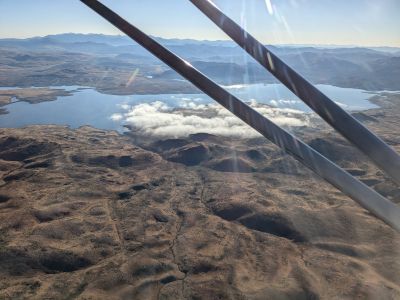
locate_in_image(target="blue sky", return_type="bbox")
[0,0,399,46]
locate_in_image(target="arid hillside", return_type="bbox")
[0,93,399,299]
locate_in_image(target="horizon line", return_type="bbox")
[0,32,399,48]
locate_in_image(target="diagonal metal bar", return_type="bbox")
[80,0,400,232]
[189,0,400,186]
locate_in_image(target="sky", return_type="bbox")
[0,0,399,47]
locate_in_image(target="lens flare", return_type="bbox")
[126,68,139,87]
[265,0,273,15]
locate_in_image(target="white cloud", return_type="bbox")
[110,113,123,121]
[270,99,301,107]
[269,99,278,107]
[278,99,299,105]
[117,103,131,110]
[221,84,247,89]
[113,101,310,138]
[179,101,207,110]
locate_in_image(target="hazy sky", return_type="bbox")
[0,0,399,46]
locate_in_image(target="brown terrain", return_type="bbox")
[0,93,399,299]
[1,35,400,92]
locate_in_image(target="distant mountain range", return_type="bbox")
[0,33,399,91]
[1,33,399,57]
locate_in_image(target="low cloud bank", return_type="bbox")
[111,100,311,137]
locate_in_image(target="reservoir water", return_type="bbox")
[0,84,379,132]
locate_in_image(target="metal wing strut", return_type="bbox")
[189,0,400,186]
[80,0,400,232]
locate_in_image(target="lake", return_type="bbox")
[0,83,379,133]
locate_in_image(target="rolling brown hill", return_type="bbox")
[0,93,399,299]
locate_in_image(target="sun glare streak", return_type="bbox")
[240,0,248,33]
[265,0,274,15]
[206,0,218,8]
[267,52,275,71]
[126,68,139,87]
